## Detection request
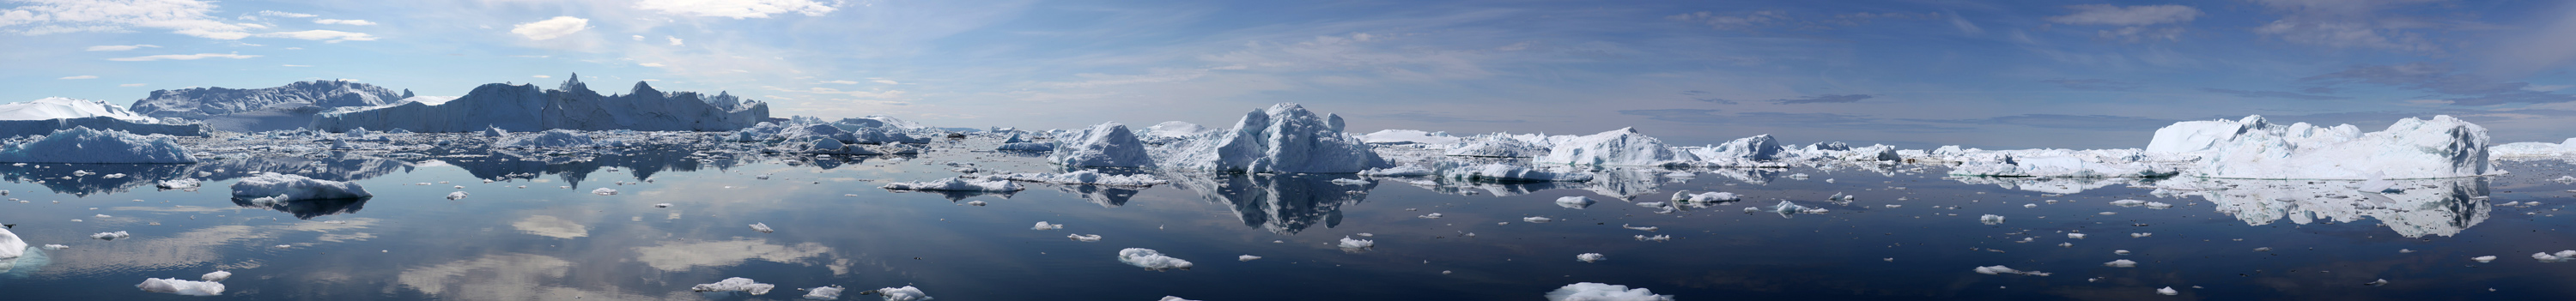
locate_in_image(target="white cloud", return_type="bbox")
[820,80,859,84]
[257,10,316,18]
[510,16,590,40]
[314,19,375,26]
[533,75,552,78]
[283,46,301,50]
[666,35,683,46]
[85,45,160,51]
[118,83,144,87]
[235,22,270,29]
[58,75,96,80]
[2246,0,2446,53]
[635,0,839,18]
[872,80,898,85]
[258,30,378,42]
[2526,84,2573,92]
[631,34,644,41]
[1,0,252,39]
[106,52,259,61]
[638,63,666,67]
[283,64,312,67]
[2045,4,2203,26]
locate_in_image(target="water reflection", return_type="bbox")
[1169,173,1370,234]
[2148,177,2492,238]
[191,152,416,182]
[443,147,741,188]
[0,163,191,196]
[1948,177,2142,194]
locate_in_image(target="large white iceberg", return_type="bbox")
[1357,129,1461,145]
[1544,282,1674,301]
[1154,103,1388,173]
[1535,128,1681,166]
[313,75,769,132]
[2492,138,2576,159]
[0,98,205,137]
[232,172,374,200]
[129,80,407,132]
[0,127,197,163]
[2146,115,2488,179]
[1049,122,1154,167]
[0,227,23,258]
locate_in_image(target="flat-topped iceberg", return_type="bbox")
[137,278,226,296]
[1535,128,1681,166]
[0,127,197,163]
[130,80,407,132]
[0,98,205,137]
[313,75,769,132]
[1155,103,1387,173]
[2492,138,2575,159]
[2147,115,2488,179]
[232,172,374,200]
[1049,122,1153,167]
[1357,129,1461,145]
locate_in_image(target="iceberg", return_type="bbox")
[1544,282,1674,301]
[1154,103,1388,173]
[2146,115,2488,179]
[802,286,844,300]
[1947,153,2177,178]
[690,277,775,295]
[2491,138,2576,159]
[1441,135,1549,158]
[0,127,197,163]
[0,227,22,258]
[1048,122,1154,167]
[129,80,408,132]
[1535,128,1682,166]
[1971,265,2049,276]
[202,270,232,281]
[0,98,206,137]
[875,286,933,301]
[1338,236,1375,249]
[137,278,226,296]
[1139,121,1212,144]
[1117,248,1194,270]
[1576,253,1605,262]
[313,75,769,132]
[1357,129,1461,145]
[1555,196,1595,209]
[231,172,374,200]
[1358,165,1437,177]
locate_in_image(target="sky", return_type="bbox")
[6,0,2576,149]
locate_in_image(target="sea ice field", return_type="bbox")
[2,119,2574,300]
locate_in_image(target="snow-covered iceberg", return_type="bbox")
[1117,248,1194,270]
[312,75,769,132]
[1545,282,1674,301]
[0,227,24,258]
[2146,115,2488,179]
[0,98,205,137]
[1154,103,1388,173]
[231,172,374,200]
[129,80,408,132]
[1357,129,1461,145]
[0,127,197,163]
[2492,138,2576,159]
[1535,128,1682,166]
[1048,122,1154,167]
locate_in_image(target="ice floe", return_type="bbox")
[1032,221,1064,230]
[137,278,226,296]
[1544,282,1674,301]
[1577,253,1605,262]
[1067,234,1102,242]
[0,227,22,258]
[91,231,131,240]
[874,286,933,301]
[691,277,776,295]
[202,270,231,281]
[1971,265,2050,276]
[1238,255,1261,262]
[1555,196,1595,209]
[1339,236,1376,249]
[2533,250,2576,262]
[2104,259,2136,268]
[1117,248,1194,270]
[802,285,844,300]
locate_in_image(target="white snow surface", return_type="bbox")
[0,97,155,122]
[202,270,232,281]
[2146,115,2489,179]
[1357,129,1461,145]
[0,228,23,258]
[881,178,1024,192]
[1153,103,1388,173]
[137,278,226,296]
[1544,282,1675,301]
[1117,248,1194,270]
[691,277,776,295]
[0,127,197,163]
[2491,138,2576,158]
[1048,122,1154,167]
[231,172,373,200]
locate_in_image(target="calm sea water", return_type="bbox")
[3,143,2573,300]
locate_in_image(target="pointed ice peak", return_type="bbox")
[2236,115,2266,126]
[557,73,588,93]
[629,81,659,96]
[401,88,415,99]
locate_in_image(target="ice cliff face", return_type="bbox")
[128,80,406,132]
[312,75,769,133]
[1154,103,1387,173]
[0,98,205,137]
[1050,122,1154,167]
[0,127,197,164]
[2147,115,2488,179]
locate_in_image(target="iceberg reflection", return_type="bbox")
[2148,177,2491,238]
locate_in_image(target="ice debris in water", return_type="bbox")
[1670,190,1739,202]
[2023,203,2037,208]
[874,286,932,301]
[653,203,671,208]
[2365,279,2389,286]
[801,285,844,300]
[1635,235,1670,242]
[1330,178,1370,185]
[1238,255,1262,262]
[2115,250,2132,255]
[1418,213,1443,219]
[92,231,131,240]
[137,278,226,296]
[1555,196,1595,209]
[1339,236,1376,249]
[1577,253,1606,262]
[1159,297,1200,301]
[156,178,201,190]
[232,172,372,200]
[2145,202,2172,209]
[1032,221,1064,230]
[1545,282,1674,301]
[1522,216,1553,223]
[2532,250,2576,262]
[1621,224,1658,232]
[2473,256,2498,262]
[0,127,198,163]
[750,223,775,233]
[1117,248,1194,270]
[2067,233,2087,239]
[446,191,468,200]
[1978,214,2006,225]
[2104,259,2137,268]
[990,170,1169,186]
[1067,234,1102,242]
[690,277,775,295]
[2111,200,2146,207]
[1972,265,2050,276]
[880,178,1024,192]
[202,270,231,281]
[2158,286,2178,296]
[591,188,618,196]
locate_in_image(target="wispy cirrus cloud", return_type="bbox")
[106,52,260,62]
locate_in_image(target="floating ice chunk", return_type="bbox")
[1555,196,1595,209]
[202,270,231,281]
[92,231,131,240]
[2131,232,2152,238]
[592,188,618,196]
[802,285,844,300]
[691,277,775,295]
[880,178,1024,192]
[1330,178,1370,185]
[1978,214,2006,225]
[232,172,372,200]
[2067,233,2087,239]
[137,278,226,296]
[1522,216,1553,223]
[1636,235,1670,242]
[1671,190,1740,202]
[750,223,774,233]
[2115,250,2131,255]
[1544,282,1674,301]
[2104,259,2136,268]
[2157,286,2178,295]
[2365,279,2388,286]
[2253,247,2272,252]
[1577,253,1605,262]
[1339,236,1375,249]
[1621,224,1657,232]
[2473,256,2497,262]
[42,244,67,250]
[446,191,468,200]
[1418,213,1443,219]
[1238,255,1261,262]
[965,201,987,206]
[1441,164,1595,182]
[0,228,21,258]
[653,203,671,208]
[1067,234,1102,242]
[156,178,201,190]
[2144,202,2172,209]
[1048,122,1155,167]
[1032,221,1064,230]
[1118,248,1194,270]
[1158,297,1200,301]
[1971,265,2049,276]
[2023,203,2037,208]
[875,286,933,301]
[2110,200,2146,207]
[1358,165,1437,177]
[2533,250,2576,262]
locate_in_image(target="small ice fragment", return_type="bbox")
[202,270,232,281]
[2057,242,2073,247]
[43,244,69,250]
[690,277,775,295]
[2365,279,2388,286]
[2130,232,2152,238]
[1418,213,1443,219]
[1339,236,1375,249]
[446,191,468,200]
[1971,265,2049,276]
[1033,221,1064,230]
[2531,250,2576,262]
[802,285,844,300]
[592,188,617,196]
[653,203,671,208]
[1621,224,1658,231]
[2067,233,2087,239]
[2398,249,2415,253]
[2104,259,2136,268]
[966,201,987,206]
[2099,212,2118,215]
[1555,196,1595,209]
[2145,202,2172,209]
[1978,214,2006,225]
[1885,258,1895,262]
[2473,256,2497,262]
[875,286,932,301]
[2115,250,2132,255]
[2023,204,2037,208]
[94,214,110,218]
[2157,286,2178,295]
[749,223,774,233]
[1238,255,1261,262]
[2254,247,2273,252]
[1577,253,1605,262]
[1160,297,1201,301]
[1545,282,1674,301]
[1884,204,1902,208]
[1523,216,1552,223]
[1117,248,1194,270]
[137,278,226,296]
[92,231,131,240]
[1635,235,1670,242]
[2111,200,2146,207]
[1067,234,1102,242]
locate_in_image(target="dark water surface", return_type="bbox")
[3,146,2573,300]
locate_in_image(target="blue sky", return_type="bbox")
[7,0,2576,149]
